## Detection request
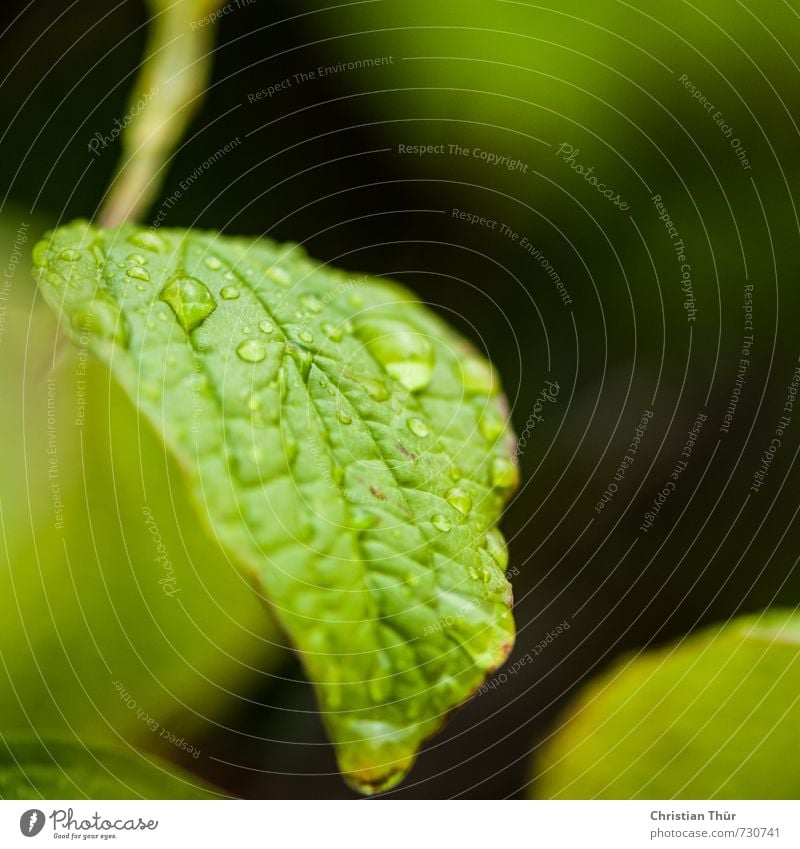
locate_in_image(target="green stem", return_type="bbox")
[98,0,224,228]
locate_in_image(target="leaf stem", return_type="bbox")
[98,0,224,228]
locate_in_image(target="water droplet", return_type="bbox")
[220,286,240,300]
[481,567,492,584]
[461,357,497,396]
[59,249,80,262]
[298,330,314,344]
[358,376,389,402]
[355,319,435,392]
[204,256,222,271]
[159,274,217,332]
[483,528,508,571]
[126,266,150,281]
[128,231,166,253]
[450,466,462,481]
[445,486,472,515]
[223,271,236,281]
[432,514,451,533]
[299,294,323,314]
[259,319,275,334]
[479,412,505,442]
[490,457,519,490]
[267,266,290,286]
[468,566,480,580]
[336,408,352,425]
[126,253,147,265]
[407,417,429,438]
[321,322,342,342]
[236,339,267,363]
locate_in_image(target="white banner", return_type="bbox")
[1,800,798,848]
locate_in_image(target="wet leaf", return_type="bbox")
[34,220,518,793]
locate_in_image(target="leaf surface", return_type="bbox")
[535,610,800,799]
[34,221,518,792]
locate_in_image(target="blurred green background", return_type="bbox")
[1,0,799,798]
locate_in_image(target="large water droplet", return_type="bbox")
[159,274,217,332]
[490,457,519,490]
[127,253,147,265]
[321,322,342,342]
[355,319,435,392]
[336,408,352,425]
[445,486,472,515]
[128,231,166,253]
[432,514,451,533]
[236,339,267,363]
[220,286,240,300]
[259,319,275,334]
[461,356,497,396]
[127,266,150,281]
[267,266,290,286]
[407,417,429,438]
[479,411,505,442]
[483,528,508,571]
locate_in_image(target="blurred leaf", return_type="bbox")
[535,610,800,799]
[34,219,518,793]
[0,735,216,799]
[0,212,282,751]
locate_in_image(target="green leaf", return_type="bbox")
[534,610,800,799]
[34,220,518,793]
[0,735,217,799]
